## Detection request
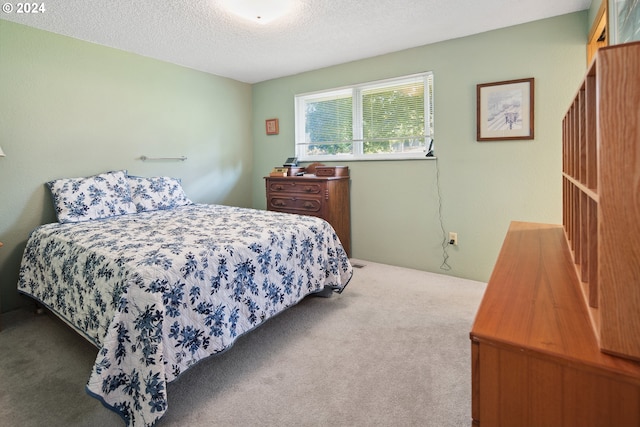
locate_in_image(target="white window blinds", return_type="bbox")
[295,72,433,161]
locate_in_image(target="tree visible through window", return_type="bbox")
[295,72,433,161]
[305,92,352,156]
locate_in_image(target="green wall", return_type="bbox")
[0,20,253,312]
[0,12,591,313]
[251,12,589,283]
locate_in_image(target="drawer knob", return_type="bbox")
[274,200,286,207]
[304,186,313,192]
[303,202,315,209]
[274,185,283,191]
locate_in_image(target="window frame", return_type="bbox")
[294,72,434,162]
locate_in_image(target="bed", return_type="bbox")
[17,170,352,426]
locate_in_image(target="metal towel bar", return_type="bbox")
[140,155,187,161]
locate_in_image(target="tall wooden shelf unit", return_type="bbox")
[470,42,640,426]
[563,41,640,361]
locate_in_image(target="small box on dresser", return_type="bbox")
[315,166,349,177]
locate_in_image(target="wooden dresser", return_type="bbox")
[470,42,640,427]
[264,175,351,257]
[470,222,640,427]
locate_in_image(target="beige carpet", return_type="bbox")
[0,259,486,426]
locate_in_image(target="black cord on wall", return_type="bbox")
[434,154,452,271]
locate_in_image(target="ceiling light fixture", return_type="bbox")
[224,0,293,25]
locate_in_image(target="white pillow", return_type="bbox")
[127,176,192,212]
[47,170,137,223]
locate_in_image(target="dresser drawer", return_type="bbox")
[267,195,322,214]
[267,181,323,195]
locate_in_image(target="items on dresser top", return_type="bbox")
[269,162,349,178]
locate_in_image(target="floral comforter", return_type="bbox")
[18,204,352,426]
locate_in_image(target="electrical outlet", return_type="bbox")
[448,232,458,246]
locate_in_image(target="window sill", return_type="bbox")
[299,154,437,162]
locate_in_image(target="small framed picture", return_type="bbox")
[266,118,279,135]
[477,78,534,141]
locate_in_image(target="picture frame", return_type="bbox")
[265,118,279,135]
[477,78,534,141]
[609,0,640,45]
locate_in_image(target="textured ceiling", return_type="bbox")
[1,0,591,83]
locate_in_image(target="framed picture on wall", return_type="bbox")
[609,0,640,44]
[265,118,279,135]
[477,78,534,141]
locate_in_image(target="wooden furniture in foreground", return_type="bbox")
[563,41,640,361]
[265,174,351,257]
[470,222,640,427]
[470,42,640,426]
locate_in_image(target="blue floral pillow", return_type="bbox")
[127,176,192,212]
[47,170,137,223]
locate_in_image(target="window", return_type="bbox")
[294,72,433,161]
